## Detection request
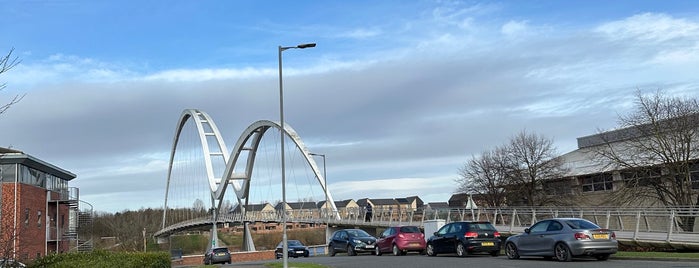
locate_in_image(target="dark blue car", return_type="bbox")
[328,229,377,256]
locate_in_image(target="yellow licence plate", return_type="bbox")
[592,234,609,239]
[481,242,494,246]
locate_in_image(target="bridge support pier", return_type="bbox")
[242,222,256,251]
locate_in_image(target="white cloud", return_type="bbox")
[595,13,699,42]
[339,28,382,39]
[501,20,528,37]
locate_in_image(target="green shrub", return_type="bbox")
[30,250,170,268]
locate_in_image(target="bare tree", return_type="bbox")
[456,146,509,207]
[1,48,24,115]
[504,130,568,206]
[594,90,699,231]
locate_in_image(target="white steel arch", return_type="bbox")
[216,120,340,219]
[161,109,232,230]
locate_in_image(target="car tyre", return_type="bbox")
[375,246,382,256]
[392,244,401,256]
[426,244,437,256]
[347,245,357,256]
[595,254,610,261]
[554,243,572,262]
[505,242,520,259]
[456,242,467,257]
[329,244,336,257]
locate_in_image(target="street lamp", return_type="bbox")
[309,153,328,212]
[279,42,315,268]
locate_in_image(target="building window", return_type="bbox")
[581,173,613,192]
[622,167,662,187]
[24,208,29,226]
[690,162,699,189]
[544,179,572,195]
[38,210,42,227]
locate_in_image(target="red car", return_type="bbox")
[375,225,426,256]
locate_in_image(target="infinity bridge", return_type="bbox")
[156,109,699,251]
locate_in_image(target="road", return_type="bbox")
[207,253,699,268]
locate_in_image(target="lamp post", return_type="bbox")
[279,42,315,268]
[309,153,328,213]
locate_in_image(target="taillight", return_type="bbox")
[493,231,501,238]
[398,233,405,238]
[464,231,478,238]
[574,232,590,240]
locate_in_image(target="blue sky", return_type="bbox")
[2,0,699,212]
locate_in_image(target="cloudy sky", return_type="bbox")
[2,0,699,213]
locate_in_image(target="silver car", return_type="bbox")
[505,218,617,262]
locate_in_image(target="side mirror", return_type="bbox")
[524,228,530,234]
[433,232,440,237]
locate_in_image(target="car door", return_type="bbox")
[517,220,551,255]
[433,223,459,253]
[331,230,349,251]
[377,227,395,252]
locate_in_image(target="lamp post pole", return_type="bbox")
[309,153,328,213]
[279,42,315,268]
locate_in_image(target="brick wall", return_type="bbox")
[175,250,275,266]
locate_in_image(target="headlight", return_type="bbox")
[352,239,365,245]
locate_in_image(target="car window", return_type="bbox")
[347,229,371,237]
[437,224,451,235]
[565,219,600,230]
[468,222,497,231]
[451,223,464,233]
[547,221,563,231]
[399,226,421,233]
[213,248,228,253]
[288,240,303,246]
[530,221,550,233]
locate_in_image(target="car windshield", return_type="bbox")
[468,222,497,231]
[212,248,228,253]
[564,219,600,230]
[288,240,303,246]
[347,229,371,237]
[399,226,421,233]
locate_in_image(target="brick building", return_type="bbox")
[0,147,80,262]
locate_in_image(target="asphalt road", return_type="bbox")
[204,253,699,268]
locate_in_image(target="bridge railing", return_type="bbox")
[157,206,699,238]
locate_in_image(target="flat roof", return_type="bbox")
[0,147,76,181]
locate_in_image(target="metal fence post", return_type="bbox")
[667,209,675,242]
[633,211,641,241]
[510,209,517,233]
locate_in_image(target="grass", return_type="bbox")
[615,251,699,259]
[265,262,328,268]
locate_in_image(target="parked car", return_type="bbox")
[328,229,377,256]
[375,225,426,256]
[203,247,231,265]
[275,239,310,259]
[505,218,618,262]
[0,259,25,268]
[426,221,501,257]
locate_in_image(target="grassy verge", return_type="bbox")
[265,262,328,268]
[615,251,699,259]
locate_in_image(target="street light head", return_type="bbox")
[297,43,316,49]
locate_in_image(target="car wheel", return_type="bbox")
[392,244,401,256]
[456,242,467,257]
[426,244,437,256]
[505,242,520,259]
[554,243,572,262]
[329,244,336,257]
[595,254,610,261]
[347,245,357,256]
[375,246,382,256]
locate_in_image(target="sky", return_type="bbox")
[2,0,699,213]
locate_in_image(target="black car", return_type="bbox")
[203,247,231,265]
[328,229,377,256]
[275,239,310,259]
[426,221,501,257]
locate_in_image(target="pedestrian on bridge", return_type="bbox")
[365,203,373,222]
